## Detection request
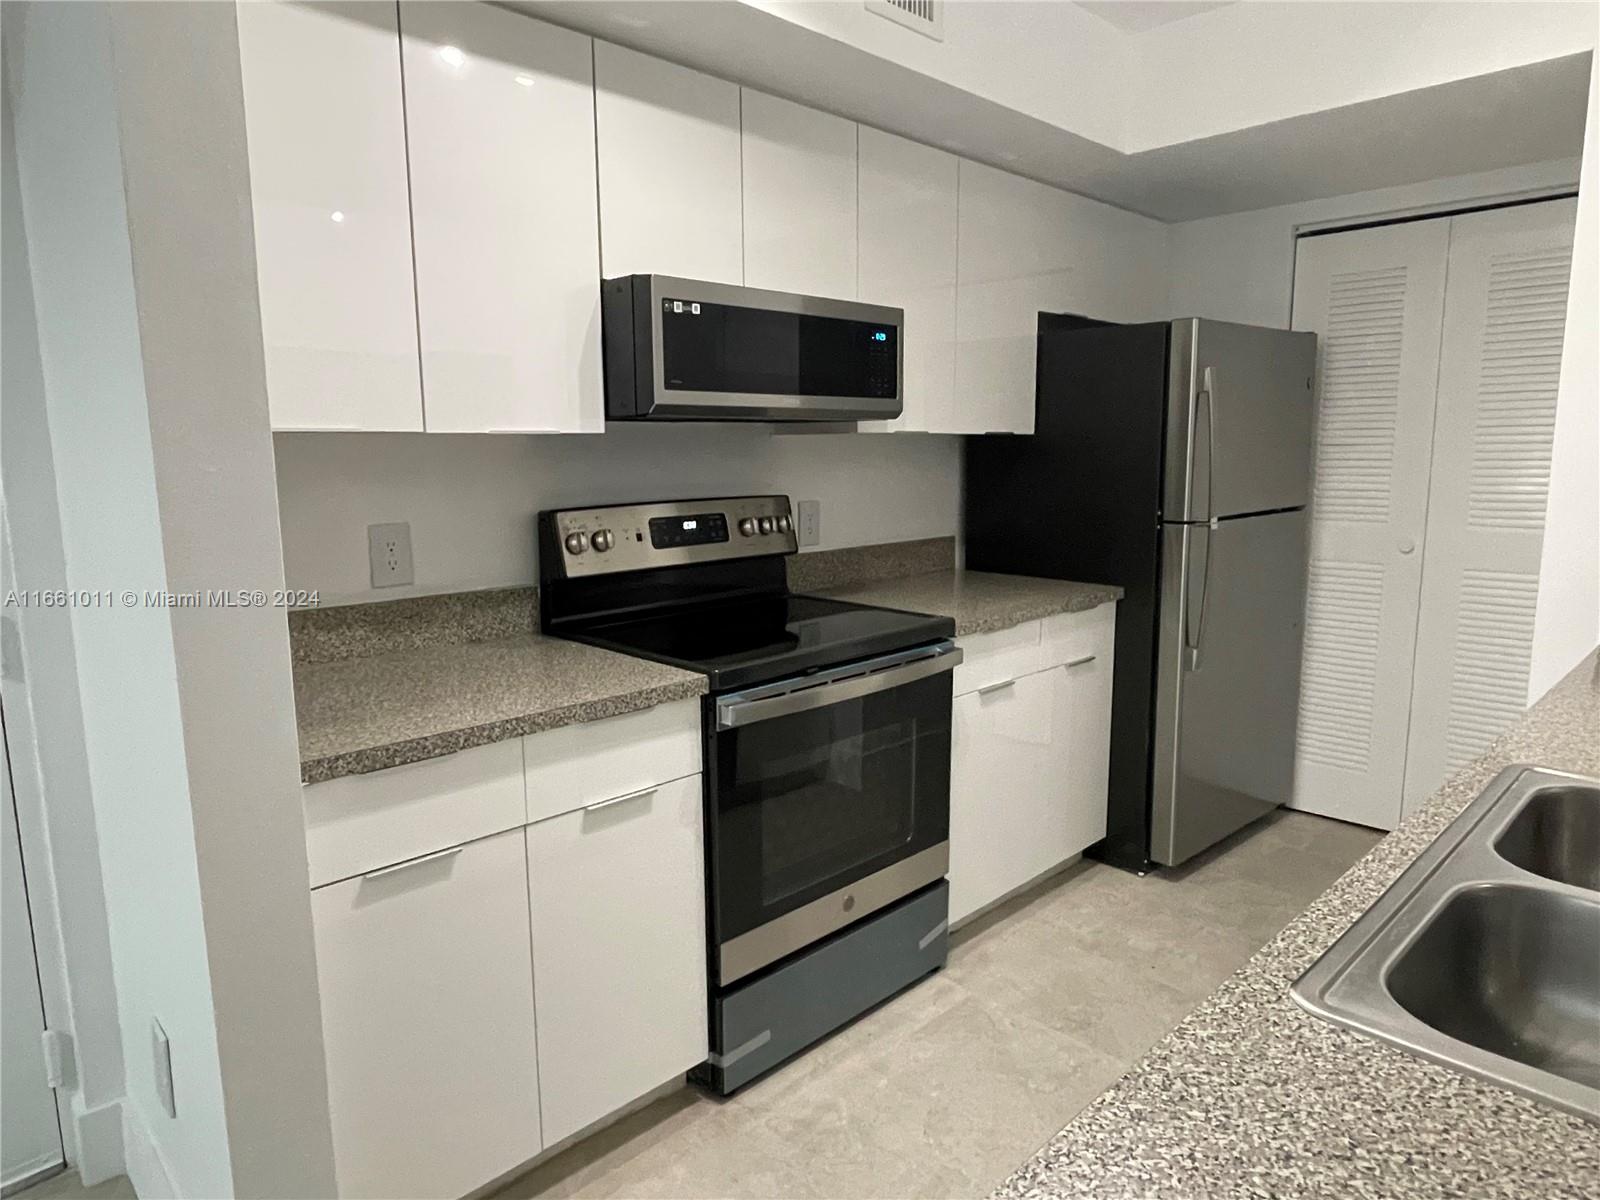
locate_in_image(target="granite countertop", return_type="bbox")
[294,636,705,784]
[811,569,1122,637]
[994,651,1600,1200]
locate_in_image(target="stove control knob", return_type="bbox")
[738,517,758,537]
[776,514,792,534]
[758,516,775,535]
[590,529,614,553]
[563,531,587,555]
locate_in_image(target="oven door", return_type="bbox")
[708,642,960,985]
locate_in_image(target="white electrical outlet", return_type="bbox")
[152,1017,176,1119]
[367,522,414,588]
[797,500,822,547]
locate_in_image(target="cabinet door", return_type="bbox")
[955,161,1050,434]
[527,774,708,1146]
[1289,220,1451,830]
[949,670,1066,924]
[594,42,743,284]
[857,127,958,433]
[236,0,423,431]
[1401,198,1577,812]
[312,829,541,1199]
[1051,641,1114,857]
[741,90,857,298]
[401,2,601,432]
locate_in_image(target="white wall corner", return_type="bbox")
[1528,53,1600,703]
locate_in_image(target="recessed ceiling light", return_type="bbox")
[330,210,346,223]
[437,45,465,68]
[514,73,535,87]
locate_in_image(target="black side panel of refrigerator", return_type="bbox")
[964,318,1170,871]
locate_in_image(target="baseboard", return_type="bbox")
[121,1103,176,1199]
[72,1098,125,1187]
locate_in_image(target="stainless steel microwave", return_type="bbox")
[601,275,903,422]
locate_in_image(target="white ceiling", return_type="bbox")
[1073,2,1234,35]
[516,2,1590,222]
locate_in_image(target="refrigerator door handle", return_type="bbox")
[1197,366,1216,523]
[1184,520,1215,671]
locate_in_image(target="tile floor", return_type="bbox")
[491,810,1379,1200]
[20,810,1378,1200]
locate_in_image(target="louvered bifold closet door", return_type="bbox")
[1288,222,1450,829]
[1400,199,1577,814]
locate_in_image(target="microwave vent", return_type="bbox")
[865,0,944,41]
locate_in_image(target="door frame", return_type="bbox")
[1,697,67,1194]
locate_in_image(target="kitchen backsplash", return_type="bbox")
[274,426,961,606]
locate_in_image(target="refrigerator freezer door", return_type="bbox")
[1163,320,1317,522]
[1151,510,1310,866]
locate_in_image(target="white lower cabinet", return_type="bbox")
[948,615,1114,926]
[312,827,543,1200]
[527,773,708,1146]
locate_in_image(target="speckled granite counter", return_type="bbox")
[994,652,1600,1200]
[294,637,704,784]
[811,569,1121,637]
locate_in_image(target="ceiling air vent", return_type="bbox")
[865,0,944,41]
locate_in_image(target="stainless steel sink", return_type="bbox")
[1293,766,1600,1123]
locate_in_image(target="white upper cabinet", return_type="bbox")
[954,161,1066,435]
[400,2,602,433]
[857,127,959,434]
[594,42,743,285]
[237,0,423,431]
[954,160,1167,435]
[740,90,858,299]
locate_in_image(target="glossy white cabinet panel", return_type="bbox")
[1048,637,1115,858]
[857,127,958,433]
[948,618,1114,925]
[594,42,743,284]
[401,2,602,432]
[523,699,700,825]
[740,89,857,299]
[954,161,1066,435]
[236,0,423,431]
[528,774,708,1146]
[954,160,1165,435]
[312,828,542,1199]
[302,738,525,887]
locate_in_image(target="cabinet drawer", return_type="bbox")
[952,620,1041,696]
[524,699,701,824]
[1040,602,1116,670]
[303,739,525,887]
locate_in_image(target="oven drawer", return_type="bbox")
[524,699,701,824]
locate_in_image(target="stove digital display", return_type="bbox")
[649,512,729,549]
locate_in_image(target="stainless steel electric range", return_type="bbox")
[538,496,959,1093]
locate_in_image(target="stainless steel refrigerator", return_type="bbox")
[965,316,1317,871]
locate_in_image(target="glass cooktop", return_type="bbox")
[571,593,954,691]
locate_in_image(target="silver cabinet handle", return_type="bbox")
[585,785,657,813]
[976,678,1017,696]
[362,844,463,880]
[1063,654,1096,669]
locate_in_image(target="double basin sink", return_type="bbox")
[1293,766,1599,1123]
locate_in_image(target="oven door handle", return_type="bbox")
[715,642,963,730]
